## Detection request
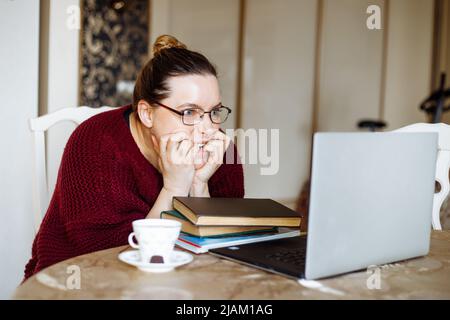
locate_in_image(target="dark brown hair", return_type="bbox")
[132,35,218,110]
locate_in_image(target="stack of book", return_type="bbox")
[161,197,302,253]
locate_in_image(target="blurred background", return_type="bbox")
[0,0,449,298]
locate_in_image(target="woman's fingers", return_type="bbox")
[177,139,195,162]
[167,132,185,150]
[155,132,197,196]
[186,143,198,163]
[208,131,230,150]
[158,133,183,164]
[157,131,230,167]
[166,132,193,165]
[204,140,226,164]
[208,130,231,151]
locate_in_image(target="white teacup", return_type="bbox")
[128,219,181,264]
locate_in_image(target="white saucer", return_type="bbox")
[118,250,193,273]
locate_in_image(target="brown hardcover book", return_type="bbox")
[161,210,276,237]
[172,197,301,227]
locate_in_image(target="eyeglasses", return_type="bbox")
[152,101,232,126]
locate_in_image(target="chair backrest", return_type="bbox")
[393,123,450,230]
[29,106,114,233]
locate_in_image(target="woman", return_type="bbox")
[24,35,244,279]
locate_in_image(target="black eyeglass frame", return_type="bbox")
[152,101,232,125]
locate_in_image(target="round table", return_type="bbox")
[12,231,450,299]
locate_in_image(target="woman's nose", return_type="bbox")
[193,119,217,142]
[195,113,215,131]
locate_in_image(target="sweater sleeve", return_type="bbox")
[208,142,245,198]
[58,129,148,254]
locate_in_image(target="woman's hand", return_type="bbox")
[151,132,197,196]
[192,130,231,187]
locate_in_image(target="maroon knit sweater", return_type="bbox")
[24,105,244,280]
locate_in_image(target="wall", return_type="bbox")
[433,0,450,124]
[383,0,434,129]
[0,0,40,299]
[0,0,80,299]
[43,0,80,199]
[241,0,317,200]
[317,0,433,132]
[317,0,385,132]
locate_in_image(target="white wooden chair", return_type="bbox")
[29,106,114,233]
[394,123,450,230]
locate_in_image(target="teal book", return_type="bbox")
[176,228,301,254]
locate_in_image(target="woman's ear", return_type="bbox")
[136,100,153,128]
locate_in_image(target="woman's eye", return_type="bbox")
[183,109,195,116]
[212,108,224,117]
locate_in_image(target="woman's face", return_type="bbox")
[146,74,222,169]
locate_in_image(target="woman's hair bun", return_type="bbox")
[152,35,187,57]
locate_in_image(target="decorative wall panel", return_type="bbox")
[80,0,149,107]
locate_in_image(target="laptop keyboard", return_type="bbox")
[265,247,306,266]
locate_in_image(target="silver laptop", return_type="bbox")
[210,132,438,280]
